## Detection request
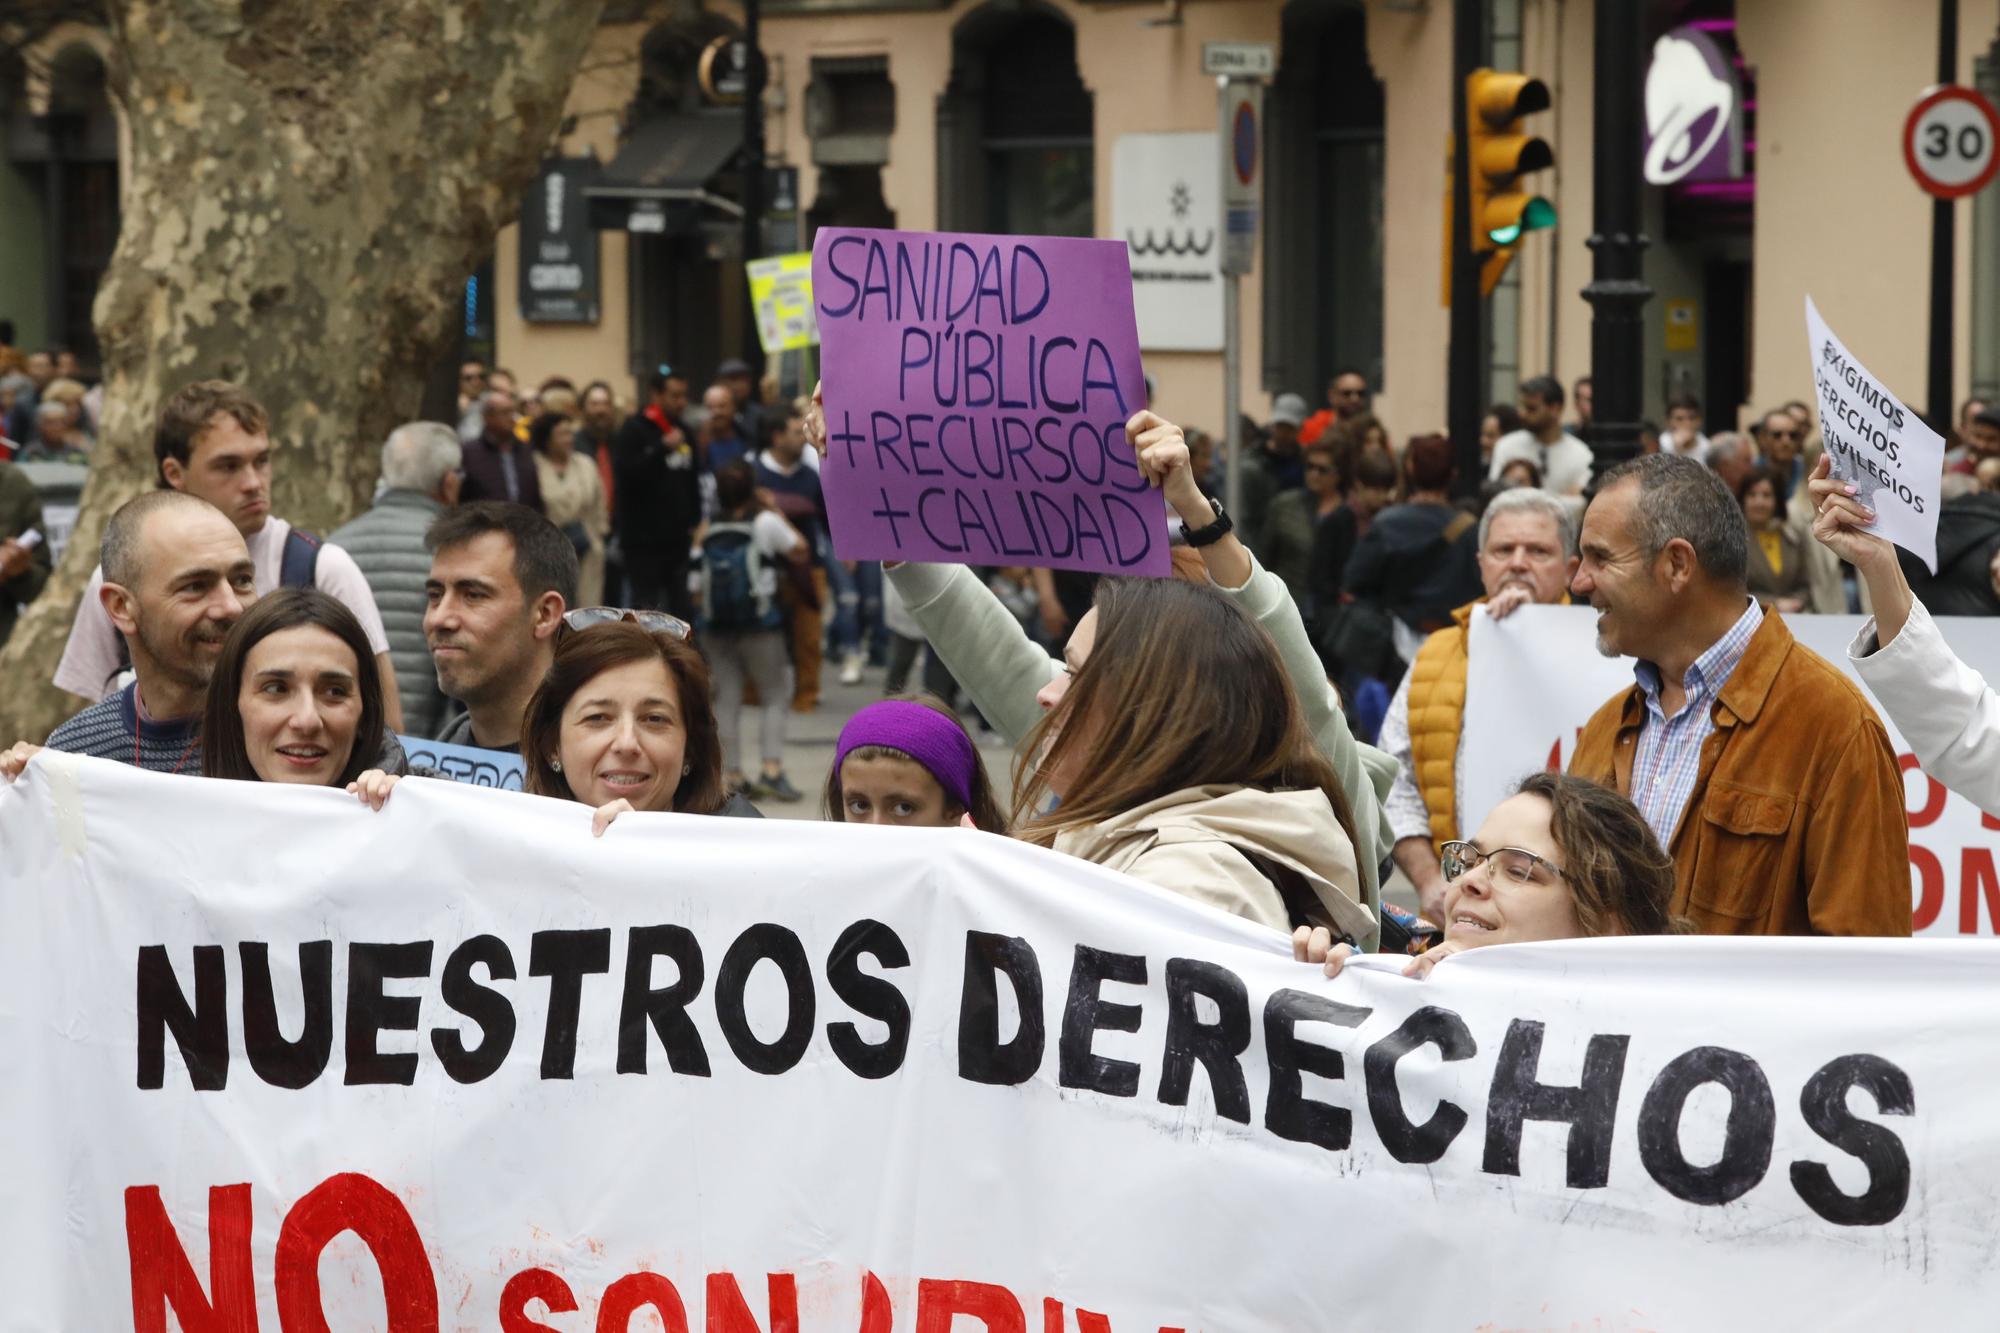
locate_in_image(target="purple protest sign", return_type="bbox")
[813,227,1168,576]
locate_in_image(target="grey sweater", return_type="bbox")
[330,490,447,736]
[887,554,1396,948]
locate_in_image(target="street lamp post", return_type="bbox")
[740,0,767,379]
[1580,0,1651,470]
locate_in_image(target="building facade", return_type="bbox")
[7,2,2000,440]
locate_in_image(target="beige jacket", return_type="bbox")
[1053,784,1370,943]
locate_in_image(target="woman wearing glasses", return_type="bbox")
[1296,771,1684,978]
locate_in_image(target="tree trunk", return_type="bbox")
[0,0,609,741]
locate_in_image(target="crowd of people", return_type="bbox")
[8,347,2000,976]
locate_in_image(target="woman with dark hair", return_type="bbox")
[1478,403,1522,469]
[1738,465,1813,613]
[530,410,609,606]
[522,618,760,832]
[1297,771,1686,978]
[1011,575,1373,943]
[202,588,403,790]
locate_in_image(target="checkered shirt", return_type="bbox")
[1629,598,1764,845]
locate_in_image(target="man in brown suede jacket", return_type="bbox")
[1568,454,1909,936]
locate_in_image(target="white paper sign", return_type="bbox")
[8,756,2000,1326]
[1806,295,1944,571]
[1111,133,1222,351]
[1460,603,2000,935]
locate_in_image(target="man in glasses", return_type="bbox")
[1569,453,1907,936]
[424,502,577,752]
[1754,408,1806,502]
[1379,487,1579,922]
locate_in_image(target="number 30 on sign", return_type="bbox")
[1904,84,2000,199]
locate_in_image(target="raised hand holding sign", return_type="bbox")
[812,228,1169,576]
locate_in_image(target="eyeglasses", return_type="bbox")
[1440,840,1564,884]
[1762,427,1801,441]
[1304,462,1335,475]
[560,607,692,640]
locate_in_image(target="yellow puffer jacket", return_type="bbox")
[1405,603,1478,853]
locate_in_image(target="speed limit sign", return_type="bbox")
[1904,85,2000,199]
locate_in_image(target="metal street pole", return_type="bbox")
[1447,0,1483,493]
[1223,267,1243,519]
[1216,70,1264,520]
[1927,0,1959,429]
[740,0,767,378]
[1580,0,1652,470]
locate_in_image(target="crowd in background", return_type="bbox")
[7,330,1998,973]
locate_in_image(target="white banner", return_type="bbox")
[1462,604,2000,936]
[4,755,2000,1328]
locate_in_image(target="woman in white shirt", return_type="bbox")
[1810,455,2000,814]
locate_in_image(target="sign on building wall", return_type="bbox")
[747,252,818,353]
[1111,133,1222,351]
[519,157,601,324]
[1643,26,1745,186]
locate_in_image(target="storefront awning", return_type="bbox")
[585,112,744,231]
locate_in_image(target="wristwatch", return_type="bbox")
[1181,496,1233,548]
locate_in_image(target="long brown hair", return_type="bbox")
[1012,577,1356,848]
[201,588,385,787]
[521,622,726,814]
[1512,771,1688,936]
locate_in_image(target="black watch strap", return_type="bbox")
[1181,497,1233,548]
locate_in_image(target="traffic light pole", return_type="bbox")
[1580,0,1651,470]
[1447,0,1484,495]
[740,0,767,379]
[1927,0,1958,430]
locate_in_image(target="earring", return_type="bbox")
[682,763,692,776]
[550,759,563,772]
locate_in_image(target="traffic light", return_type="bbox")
[1465,68,1555,286]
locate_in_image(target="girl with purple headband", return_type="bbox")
[823,695,1006,831]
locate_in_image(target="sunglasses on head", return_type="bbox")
[560,607,692,640]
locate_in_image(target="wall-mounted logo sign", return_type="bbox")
[700,36,765,106]
[1643,27,1745,186]
[520,157,600,324]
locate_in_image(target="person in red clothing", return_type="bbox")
[1299,369,1370,446]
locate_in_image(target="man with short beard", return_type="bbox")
[1569,453,1906,936]
[1378,488,1579,921]
[53,381,400,729]
[424,502,577,752]
[4,492,255,777]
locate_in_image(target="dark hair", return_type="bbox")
[822,693,1006,832]
[1519,375,1565,408]
[715,459,758,513]
[583,379,615,403]
[1349,444,1398,492]
[1498,457,1543,488]
[1592,452,1749,585]
[527,411,572,455]
[759,405,802,450]
[1666,394,1703,416]
[155,380,269,485]
[1014,578,1356,855]
[1402,433,1456,492]
[201,589,385,788]
[1734,465,1780,508]
[1484,403,1523,435]
[1572,375,1592,391]
[1329,369,1368,390]
[1510,772,1686,936]
[1974,407,2000,431]
[0,320,13,344]
[646,368,689,397]
[425,501,579,609]
[521,623,725,814]
[538,376,576,395]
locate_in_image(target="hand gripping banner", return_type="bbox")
[1,754,1996,1330]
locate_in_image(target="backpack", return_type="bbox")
[700,522,782,632]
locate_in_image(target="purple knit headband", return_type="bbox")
[835,701,980,811]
